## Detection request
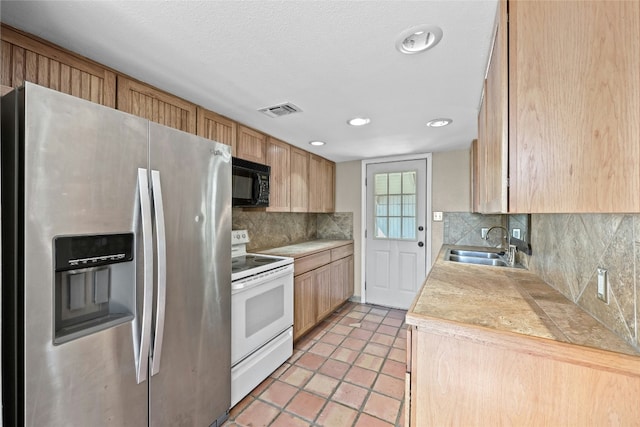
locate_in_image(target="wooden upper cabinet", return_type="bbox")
[483,0,508,214]
[290,147,310,212]
[1,24,116,107]
[196,107,237,155]
[116,75,197,134]
[508,0,640,212]
[266,137,291,212]
[308,154,336,213]
[470,139,480,213]
[236,125,267,164]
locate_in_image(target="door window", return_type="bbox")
[374,171,417,240]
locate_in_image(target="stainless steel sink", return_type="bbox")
[446,254,509,267]
[448,249,504,259]
[445,248,513,267]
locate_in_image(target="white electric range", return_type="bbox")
[230,230,294,407]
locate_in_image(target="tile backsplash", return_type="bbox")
[525,214,639,350]
[232,210,352,252]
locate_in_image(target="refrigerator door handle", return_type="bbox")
[137,168,154,384]
[150,170,167,376]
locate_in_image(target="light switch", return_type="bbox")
[597,267,609,304]
[433,211,443,221]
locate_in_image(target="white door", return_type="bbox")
[365,160,427,309]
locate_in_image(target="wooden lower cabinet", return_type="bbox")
[292,244,354,341]
[293,272,316,340]
[406,324,640,426]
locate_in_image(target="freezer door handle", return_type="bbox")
[137,168,154,384]
[150,170,167,376]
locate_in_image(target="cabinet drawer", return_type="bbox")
[294,250,331,276]
[331,243,353,262]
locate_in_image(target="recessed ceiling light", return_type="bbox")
[396,25,443,55]
[347,117,371,126]
[426,118,453,127]
[309,140,325,146]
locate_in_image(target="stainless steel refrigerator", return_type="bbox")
[1,82,231,426]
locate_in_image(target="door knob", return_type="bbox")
[418,226,424,231]
[418,242,424,247]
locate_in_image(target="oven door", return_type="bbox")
[231,264,294,365]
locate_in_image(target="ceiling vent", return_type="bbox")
[258,102,302,118]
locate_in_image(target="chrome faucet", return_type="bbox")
[484,226,516,266]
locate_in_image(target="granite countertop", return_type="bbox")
[406,245,640,357]
[257,239,353,259]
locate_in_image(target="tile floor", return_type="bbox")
[224,302,407,427]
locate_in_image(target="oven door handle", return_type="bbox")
[232,264,294,292]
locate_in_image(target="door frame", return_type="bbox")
[360,153,433,304]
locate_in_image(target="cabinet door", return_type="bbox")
[290,147,310,212]
[196,107,237,155]
[266,137,291,212]
[483,0,508,213]
[470,139,480,213]
[117,75,197,134]
[330,257,347,311]
[293,272,316,341]
[236,125,267,164]
[1,24,116,107]
[322,159,336,213]
[345,255,354,302]
[315,265,333,321]
[509,0,640,212]
[308,154,324,213]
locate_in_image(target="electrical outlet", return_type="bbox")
[433,211,443,221]
[597,267,609,304]
[481,227,489,239]
[512,228,521,239]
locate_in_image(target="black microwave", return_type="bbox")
[232,157,270,207]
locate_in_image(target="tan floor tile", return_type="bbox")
[285,390,326,422]
[349,328,374,341]
[318,358,350,379]
[330,347,358,364]
[377,324,399,336]
[271,362,291,379]
[331,324,354,335]
[370,308,389,317]
[280,365,314,388]
[295,337,315,351]
[392,336,406,349]
[381,359,405,379]
[382,316,404,327]
[309,341,337,357]
[354,413,394,427]
[320,331,346,346]
[296,352,326,370]
[345,311,366,320]
[229,394,254,419]
[354,353,384,371]
[235,399,280,427]
[359,320,381,331]
[352,305,371,313]
[386,309,407,320]
[269,412,310,427]
[371,333,395,347]
[363,392,401,424]
[316,401,358,426]
[363,313,384,323]
[250,377,273,397]
[304,373,340,398]
[341,337,367,351]
[397,328,407,339]
[343,365,378,388]
[362,342,390,358]
[260,380,299,407]
[331,382,369,410]
[288,349,304,363]
[387,347,405,363]
[373,374,405,400]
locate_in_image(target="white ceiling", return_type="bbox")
[1,0,498,163]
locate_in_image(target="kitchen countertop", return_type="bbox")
[257,239,353,259]
[406,245,640,357]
